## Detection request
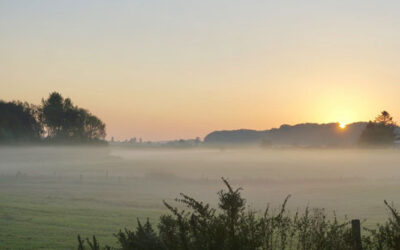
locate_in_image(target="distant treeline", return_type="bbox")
[110,137,202,149]
[0,92,106,144]
[204,111,399,148]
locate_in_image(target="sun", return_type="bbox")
[339,122,347,129]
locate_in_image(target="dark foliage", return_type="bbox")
[359,111,396,146]
[115,219,166,250]
[0,101,42,143]
[0,92,106,144]
[75,178,400,250]
[40,92,106,143]
[363,201,400,250]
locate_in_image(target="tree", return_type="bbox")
[40,92,66,138]
[83,113,106,141]
[359,111,396,146]
[0,101,42,143]
[40,92,106,143]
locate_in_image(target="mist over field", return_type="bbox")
[1,146,399,248]
[4,0,400,248]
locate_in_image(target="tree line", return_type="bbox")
[0,92,106,144]
[0,92,397,146]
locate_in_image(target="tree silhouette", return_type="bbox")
[0,92,106,144]
[359,111,396,146]
[375,111,395,126]
[0,101,42,143]
[40,92,66,138]
[40,92,106,143]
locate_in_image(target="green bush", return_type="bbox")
[77,178,400,250]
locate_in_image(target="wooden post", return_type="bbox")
[352,219,363,250]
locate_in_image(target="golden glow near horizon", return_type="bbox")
[1,1,400,140]
[339,122,347,129]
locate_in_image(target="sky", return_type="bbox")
[1,0,400,140]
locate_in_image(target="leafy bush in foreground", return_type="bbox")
[78,178,400,250]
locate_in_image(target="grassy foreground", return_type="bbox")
[0,180,163,249]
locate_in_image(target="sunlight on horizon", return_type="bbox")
[1,0,400,140]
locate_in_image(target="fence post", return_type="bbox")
[352,219,363,250]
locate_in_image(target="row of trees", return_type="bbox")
[0,92,106,144]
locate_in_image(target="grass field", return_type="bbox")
[0,176,164,249]
[1,146,400,249]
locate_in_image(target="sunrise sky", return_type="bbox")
[1,0,400,140]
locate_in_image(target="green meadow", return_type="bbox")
[1,147,400,249]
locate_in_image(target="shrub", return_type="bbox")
[78,178,399,250]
